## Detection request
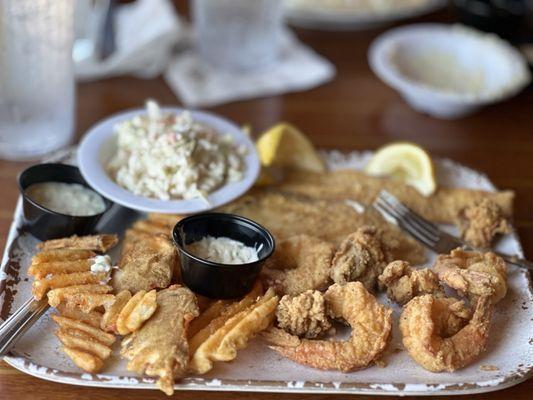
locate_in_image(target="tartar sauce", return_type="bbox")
[187,236,262,264]
[25,182,106,216]
[90,255,113,274]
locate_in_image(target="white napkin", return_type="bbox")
[75,0,184,81]
[164,30,336,108]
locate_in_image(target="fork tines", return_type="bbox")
[373,190,440,248]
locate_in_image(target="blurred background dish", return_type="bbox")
[284,0,446,30]
[368,23,531,119]
[78,106,260,214]
[453,0,530,42]
[192,0,283,71]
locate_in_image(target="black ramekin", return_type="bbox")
[18,163,113,241]
[173,213,275,299]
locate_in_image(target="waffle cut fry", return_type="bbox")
[28,235,119,373]
[52,314,116,373]
[101,290,157,335]
[37,234,119,253]
[29,246,115,301]
[189,286,279,374]
[52,289,157,373]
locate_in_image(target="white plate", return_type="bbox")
[284,0,445,31]
[368,24,531,119]
[78,107,260,214]
[1,149,532,395]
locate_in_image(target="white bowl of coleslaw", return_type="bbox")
[78,102,260,214]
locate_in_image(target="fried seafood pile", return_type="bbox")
[261,224,508,374]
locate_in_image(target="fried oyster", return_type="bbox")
[330,226,391,291]
[456,198,510,249]
[378,261,444,305]
[276,290,332,339]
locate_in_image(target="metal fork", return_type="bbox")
[373,190,533,271]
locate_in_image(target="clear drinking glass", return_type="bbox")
[192,0,283,71]
[0,0,76,161]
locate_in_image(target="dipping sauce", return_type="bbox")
[187,236,262,264]
[25,182,106,216]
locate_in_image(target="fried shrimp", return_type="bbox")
[400,295,492,372]
[261,235,335,296]
[276,290,332,339]
[330,227,391,291]
[433,249,507,304]
[431,297,472,338]
[378,261,444,305]
[264,282,392,372]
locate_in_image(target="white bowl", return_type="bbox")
[369,24,531,119]
[78,108,260,214]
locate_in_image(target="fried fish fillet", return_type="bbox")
[262,235,335,295]
[220,189,426,265]
[121,213,182,253]
[112,234,178,294]
[271,169,514,224]
[120,285,199,395]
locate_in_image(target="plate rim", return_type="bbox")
[3,352,532,396]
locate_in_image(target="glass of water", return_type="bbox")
[192,0,283,71]
[0,0,76,161]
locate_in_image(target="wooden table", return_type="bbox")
[0,4,532,400]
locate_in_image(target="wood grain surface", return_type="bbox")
[0,3,531,400]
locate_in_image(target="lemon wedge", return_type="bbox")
[256,123,326,173]
[365,142,437,196]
